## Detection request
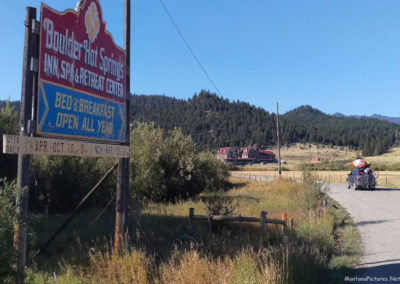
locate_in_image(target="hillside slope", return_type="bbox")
[131,91,400,155]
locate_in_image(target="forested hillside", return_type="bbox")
[2,91,399,156]
[131,90,400,155]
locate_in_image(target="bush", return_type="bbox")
[130,122,165,201]
[29,156,115,213]
[195,152,230,192]
[299,170,329,215]
[0,102,18,180]
[204,190,236,216]
[301,161,350,171]
[130,122,229,202]
[0,179,18,282]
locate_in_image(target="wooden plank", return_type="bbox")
[191,214,285,225]
[265,218,286,225]
[3,135,129,158]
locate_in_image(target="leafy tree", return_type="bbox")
[0,102,18,179]
[129,122,165,201]
[161,128,200,200]
[194,152,230,192]
[129,123,229,202]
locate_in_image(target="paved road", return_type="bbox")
[329,184,400,281]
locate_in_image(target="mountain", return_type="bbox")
[284,105,324,117]
[332,112,400,125]
[371,114,400,125]
[332,112,346,118]
[131,92,400,156]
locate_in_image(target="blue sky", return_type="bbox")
[1,0,400,116]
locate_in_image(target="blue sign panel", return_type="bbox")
[37,81,126,143]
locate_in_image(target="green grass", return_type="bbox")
[326,197,362,282]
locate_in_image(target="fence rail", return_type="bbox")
[189,208,293,248]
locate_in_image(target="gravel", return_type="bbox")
[328,183,400,280]
[231,173,400,280]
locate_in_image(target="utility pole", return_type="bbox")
[14,7,38,283]
[115,0,131,251]
[276,103,281,178]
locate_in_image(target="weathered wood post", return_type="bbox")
[290,218,294,230]
[14,7,38,283]
[189,208,194,233]
[259,210,267,248]
[239,214,243,241]
[115,0,131,252]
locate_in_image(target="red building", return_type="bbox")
[217,145,276,165]
[216,147,237,162]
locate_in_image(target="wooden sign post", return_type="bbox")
[14,7,38,283]
[115,0,130,251]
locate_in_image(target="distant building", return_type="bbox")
[239,146,259,159]
[259,150,275,162]
[216,144,276,165]
[216,147,237,162]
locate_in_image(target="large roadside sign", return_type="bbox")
[37,0,126,143]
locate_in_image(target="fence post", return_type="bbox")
[282,213,287,232]
[239,215,242,241]
[208,215,213,233]
[259,211,267,248]
[290,218,294,230]
[189,208,194,233]
[135,204,142,226]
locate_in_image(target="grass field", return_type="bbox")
[242,143,400,171]
[232,170,400,188]
[27,176,361,283]
[365,146,400,169]
[234,143,400,187]
[264,143,359,170]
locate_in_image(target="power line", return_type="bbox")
[159,0,223,97]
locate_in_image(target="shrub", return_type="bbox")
[301,161,350,171]
[29,156,115,213]
[130,122,165,201]
[0,179,18,282]
[194,152,229,192]
[204,190,236,216]
[130,123,229,202]
[299,170,329,215]
[0,102,18,180]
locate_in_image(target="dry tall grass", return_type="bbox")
[28,177,359,283]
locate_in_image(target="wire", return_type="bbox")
[159,0,223,97]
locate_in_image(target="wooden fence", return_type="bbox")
[189,208,294,248]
